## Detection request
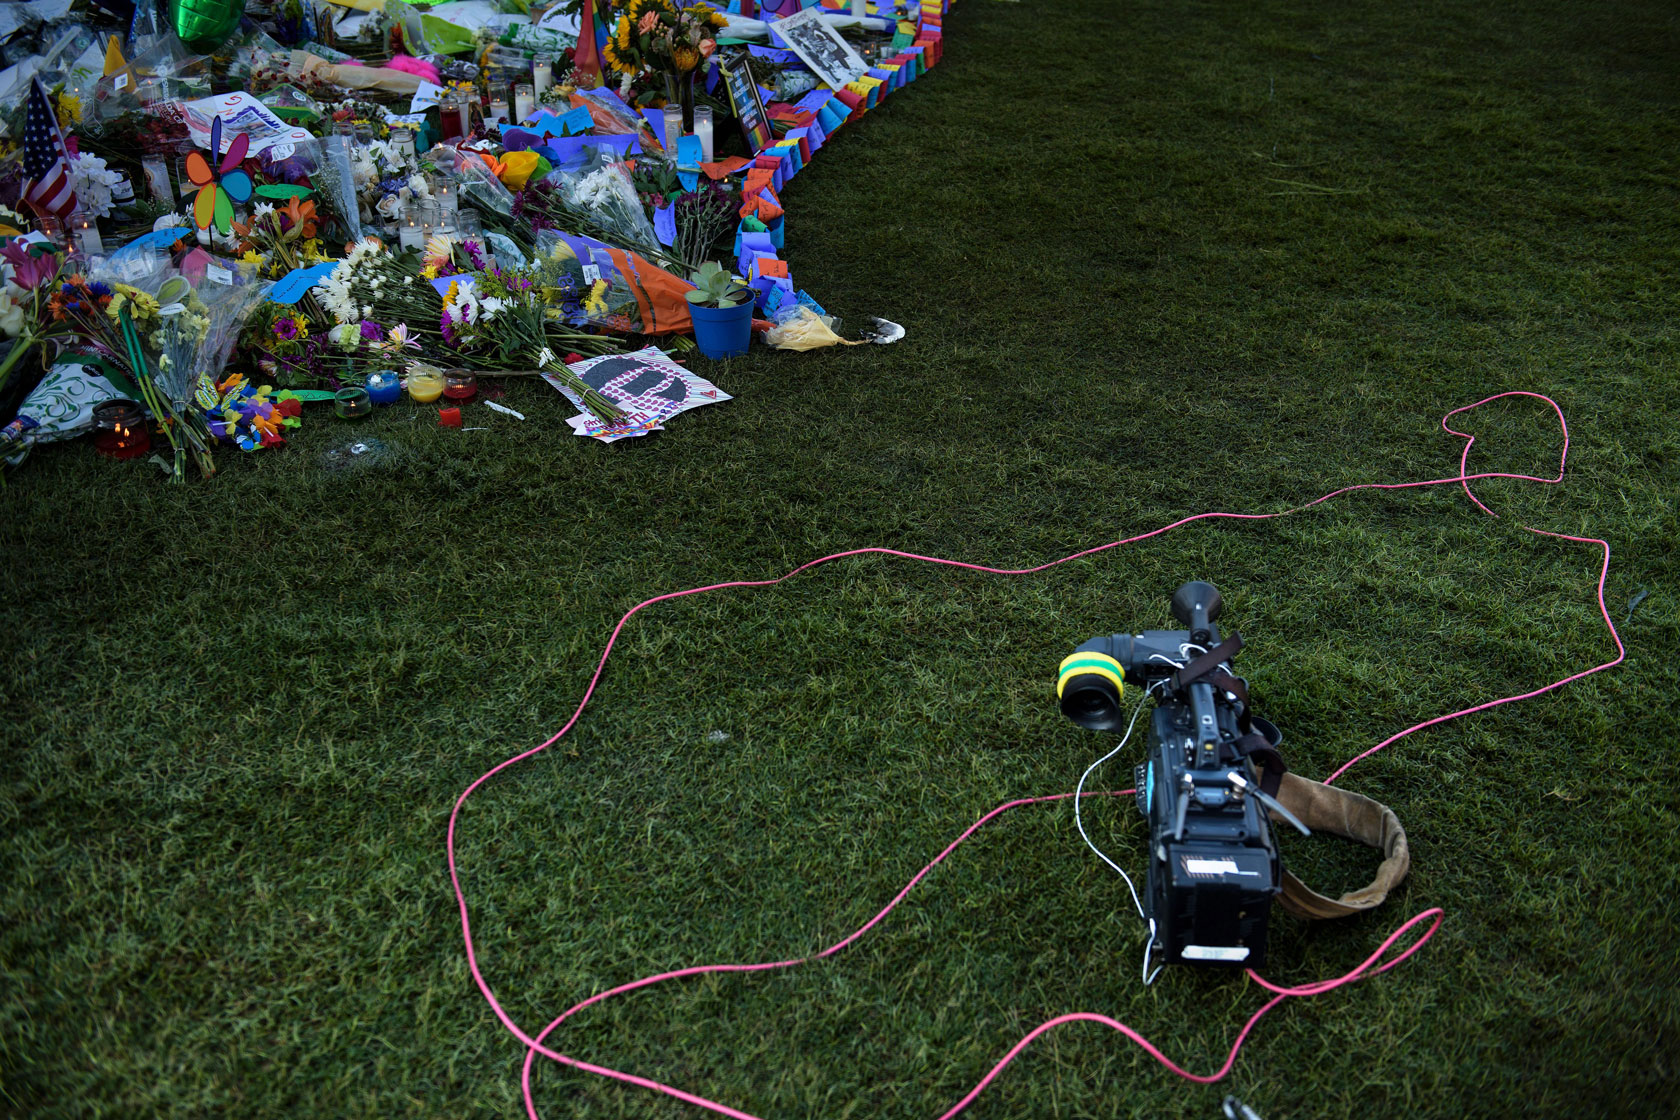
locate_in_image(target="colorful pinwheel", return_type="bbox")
[186,116,252,234]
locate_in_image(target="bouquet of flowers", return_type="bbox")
[233,198,329,278]
[601,0,726,96]
[0,241,76,399]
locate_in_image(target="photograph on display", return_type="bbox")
[772,8,869,90]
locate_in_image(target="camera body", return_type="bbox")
[1058,582,1284,968]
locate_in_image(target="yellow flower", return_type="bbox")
[614,15,631,48]
[672,45,699,72]
[583,279,609,317]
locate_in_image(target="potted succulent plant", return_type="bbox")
[684,261,754,358]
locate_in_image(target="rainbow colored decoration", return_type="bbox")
[186,116,253,235]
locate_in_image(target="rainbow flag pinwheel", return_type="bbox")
[186,116,252,234]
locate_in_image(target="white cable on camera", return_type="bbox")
[1073,695,1152,923]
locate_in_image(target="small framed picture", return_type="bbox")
[721,50,775,153]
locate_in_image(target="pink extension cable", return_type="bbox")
[441,392,1625,1119]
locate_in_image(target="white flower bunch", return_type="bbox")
[70,152,123,219]
[319,261,362,323]
[444,282,481,325]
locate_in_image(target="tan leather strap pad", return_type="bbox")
[1271,772,1410,920]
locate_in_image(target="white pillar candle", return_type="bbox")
[532,55,554,98]
[693,106,714,163]
[72,214,104,256]
[514,83,535,123]
[398,206,424,250]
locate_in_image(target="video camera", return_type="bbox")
[1057,582,1308,969]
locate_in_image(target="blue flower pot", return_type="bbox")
[689,300,753,359]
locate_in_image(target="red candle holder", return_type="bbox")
[443,369,477,401]
[92,400,150,460]
[438,407,463,427]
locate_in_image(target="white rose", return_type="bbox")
[0,287,26,337]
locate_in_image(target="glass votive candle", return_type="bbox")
[663,105,684,152]
[398,204,424,250]
[419,201,443,233]
[442,369,477,401]
[334,386,373,419]
[70,210,103,256]
[513,82,535,123]
[92,400,150,459]
[489,96,509,126]
[433,176,458,213]
[532,53,554,97]
[438,94,464,141]
[693,105,714,163]
[365,369,402,404]
[407,368,446,403]
[456,210,482,237]
[390,127,415,160]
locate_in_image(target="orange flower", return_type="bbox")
[281,197,318,241]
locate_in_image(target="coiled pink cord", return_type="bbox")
[441,392,1624,1119]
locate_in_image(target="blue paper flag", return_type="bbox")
[269,261,338,305]
[676,135,702,191]
[430,273,473,298]
[653,204,678,247]
[641,107,668,148]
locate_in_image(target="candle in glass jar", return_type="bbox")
[92,400,150,459]
[407,369,446,403]
[443,369,477,401]
[439,94,463,141]
[390,127,415,160]
[434,177,458,213]
[458,94,473,137]
[398,204,424,250]
[663,105,684,152]
[333,387,373,419]
[365,370,402,404]
[489,96,509,126]
[532,54,554,97]
[71,213,103,256]
[514,83,535,123]
[693,106,714,163]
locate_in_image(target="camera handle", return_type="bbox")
[1229,771,1311,836]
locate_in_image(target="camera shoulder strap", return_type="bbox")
[1169,635,1243,691]
[1271,773,1411,920]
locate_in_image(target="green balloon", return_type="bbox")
[168,0,247,53]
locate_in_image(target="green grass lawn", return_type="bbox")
[4,0,1678,1116]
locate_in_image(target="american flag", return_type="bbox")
[20,77,77,220]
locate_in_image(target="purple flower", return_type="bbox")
[463,239,487,271]
[360,319,383,341]
[273,317,299,340]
